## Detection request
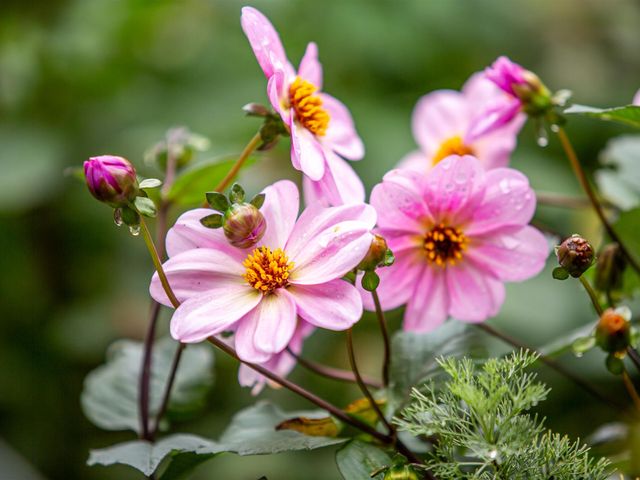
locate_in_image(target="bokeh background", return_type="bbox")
[1,0,639,478]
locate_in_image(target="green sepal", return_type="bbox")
[605,354,624,375]
[121,206,140,226]
[205,192,229,212]
[139,178,162,189]
[361,271,380,292]
[571,336,595,356]
[383,249,395,267]
[250,193,266,209]
[552,266,570,280]
[200,214,224,229]
[134,196,157,218]
[229,183,245,203]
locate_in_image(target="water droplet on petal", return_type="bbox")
[499,178,511,194]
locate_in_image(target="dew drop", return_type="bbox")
[550,124,560,133]
[113,208,123,227]
[499,178,511,194]
[536,126,549,147]
[129,225,141,236]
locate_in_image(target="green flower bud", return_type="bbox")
[223,203,266,249]
[357,234,393,271]
[555,234,594,278]
[594,243,626,293]
[595,307,632,354]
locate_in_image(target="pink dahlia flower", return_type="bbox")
[241,7,365,207]
[365,155,548,332]
[399,73,525,173]
[150,180,375,363]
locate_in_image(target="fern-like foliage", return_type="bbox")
[395,350,611,479]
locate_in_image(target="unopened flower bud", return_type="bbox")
[595,243,626,293]
[384,464,419,480]
[595,307,631,354]
[223,203,266,248]
[357,234,390,271]
[84,155,139,208]
[556,234,594,278]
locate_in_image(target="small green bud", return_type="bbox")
[384,464,420,480]
[555,234,594,278]
[223,203,266,248]
[357,234,392,271]
[594,243,626,293]
[595,307,632,354]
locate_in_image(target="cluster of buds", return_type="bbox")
[553,234,594,279]
[200,183,266,248]
[356,234,395,292]
[84,155,161,234]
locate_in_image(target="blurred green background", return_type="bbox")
[1,0,639,478]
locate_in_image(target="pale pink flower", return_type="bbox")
[150,180,375,363]
[365,155,548,332]
[399,73,525,173]
[241,7,365,206]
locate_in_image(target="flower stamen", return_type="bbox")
[289,77,330,136]
[243,246,294,294]
[432,136,474,166]
[424,224,468,267]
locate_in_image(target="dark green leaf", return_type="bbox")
[139,178,163,189]
[81,338,214,434]
[605,354,624,375]
[552,266,570,280]
[159,451,216,480]
[199,213,223,229]
[250,193,266,209]
[120,206,140,226]
[361,271,380,292]
[612,208,640,297]
[229,183,245,203]
[564,104,640,129]
[595,135,640,211]
[336,440,391,480]
[205,192,229,212]
[134,196,157,218]
[537,322,595,358]
[168,157,254,206]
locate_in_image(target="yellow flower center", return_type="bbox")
[288,77,330,136]
[243,246,294,294]
[424,224,468,267]
[432,136,475,166]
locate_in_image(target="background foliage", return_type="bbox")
[1,0,639,478]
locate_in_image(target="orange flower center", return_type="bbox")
[243,246,294,294]
[288,77,330,136]
[432,136,475,165]
[424,224,468,267]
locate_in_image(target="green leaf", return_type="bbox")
[595,135,640,211]
[134,196,158,218]
[204,192,229,212]
[361,271,380,292]
[199,213,223,229]
[139,178,163,189]
[606,354,624,375]
[552,266,570,280]
[88,402,346,477]
[250,193,265,209]
[167,156,254,206]
[120,206,140,227]
[389,322,484,412]
[564,104,640,129]
[229,183,245,203]
[572,336,596,355]
[538,322,595,358]
[81,338,214,434]
[612,207,640,296]
[336,440,391,480]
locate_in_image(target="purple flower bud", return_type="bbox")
[485,56,528,97]
[84,155,139,208]
[223,203,266,249]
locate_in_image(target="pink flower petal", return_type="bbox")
[412,90,471,157]
[465,168,536,236]
[302,151,365,207]
[471,113,525,170]
[403,267,449,333]
[169,286,262,343]
[240,7,288,78]
[467,98,522,140]
[396,150,428,173]
[259,180,299,250]
[446,262,505,323]
[361,248,424,311]
[320,93,365,161]
[150,248,245,307]
[286,280,362,330]
[237,291,297,359]
[291,119,326,181]
[467,225,549,282]
[267,71,289,123]
[165,208,247,258]
[371,169,432,232]
[298,42,323,89]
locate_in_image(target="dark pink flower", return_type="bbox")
[83,155,138,207]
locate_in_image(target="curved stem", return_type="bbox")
[139,301,161,440]
[622,369,640,413]
[579,276,603,316]
[627,346,640,376]
[140,217,180,308]
[556,127,640,275]
[372,290,391,387]
[150,343,185,439]
[476,323,623,410]
[287,348,382,389]
[213,131,262,193]
[345,328,394,435]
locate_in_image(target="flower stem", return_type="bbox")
[287,348,382,389]
[140,217,180,309]
[622,369,640,413]
[372,289,391,387]
[345,328,394,435]
[139,301,161,441]
[213,131,262,193]
[556,127,640,275]
[578,276,603,316]
[627,346,640,376]
[150,343,185,438]
[476,323,623,409]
